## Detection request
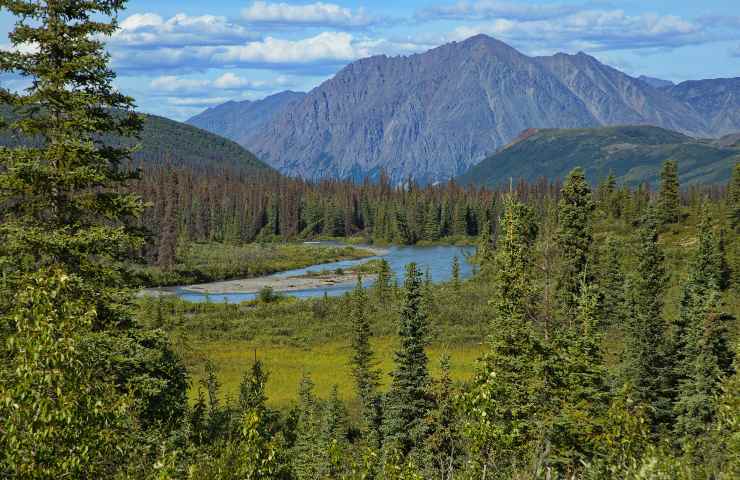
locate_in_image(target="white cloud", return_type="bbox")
[149,73,293,94]
[110,13,257,48]
[113,31,419,74]
[449,10,704,52]
[242,1,377,28]
[167,96,233,106]
[417,0,579,22]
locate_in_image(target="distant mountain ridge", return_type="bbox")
[187,35,740,184]
[187,91,306,146]
[0,109,273,175]
[457,126,740,188]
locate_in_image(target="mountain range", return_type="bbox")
[188,34,739,184]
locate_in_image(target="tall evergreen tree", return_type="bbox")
[292,375,323,479]
[423,202,441,241]
[598,236,626,328]
[349,277,382,442]
[658,160,681,225]
[451,255,461,291]
[0,1,165,476]
[671,208,735,451]
[555,167,595,321]
[383,263,431,458]
[729,163,740,232]
[463,195,549,476]
[620,213,671,428]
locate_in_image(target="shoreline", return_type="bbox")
[141,245,389,297]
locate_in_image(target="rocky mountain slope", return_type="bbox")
[187,91,305,146]
[188,35,739,184]
[457,126,739,187]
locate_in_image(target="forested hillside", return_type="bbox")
[0,106,273,175]
[459,125,740,187]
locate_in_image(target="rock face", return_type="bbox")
[188,35,740,184]
[187,91,305,146]
[637,75,675,89]
[667,78,740,138]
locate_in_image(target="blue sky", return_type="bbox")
[2,1,739,120]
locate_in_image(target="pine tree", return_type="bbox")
[349,278,381,442]
[292,375,323,479]
[598,236,626,328]
[672,209,735,451]
[375,258,392,303]
[0,1,154,476]
[462,195,549,476]
[555,167,595,321]
[658,160,681,225]
[383,263,431,458]
[451,255,461,291]
[548,281,610,475]
[451,202,468,237]
[728,163,740,231]
[423,202,441,241]
[620,213,671,428]
[423,355,462,479]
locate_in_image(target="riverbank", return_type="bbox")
[136,242,379,288]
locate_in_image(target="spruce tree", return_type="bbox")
[383,263,431,458]
[620,213,671,428]
[423,355,462,479]
[292,375,323,479]
[349,277,381,440]
[462,195,549,476]
[451,255,461,291]
[555,167,595,321]
[423,202,441,241]
[0,1,156,476]
[658,160,680,225]
[728,163,740,232]
[671,208,735,450]
[598,236,626,328]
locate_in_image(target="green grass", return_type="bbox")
[185,338,486,409]
[136,242,375,287]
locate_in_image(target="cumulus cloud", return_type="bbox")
[449,9,704,52]
[110,13,258,48]
[112,31,422,74]
[241,1,378,28]
[417,0,580,22]
[149,73,293,95]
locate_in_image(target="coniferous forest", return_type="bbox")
[1,2,739,480]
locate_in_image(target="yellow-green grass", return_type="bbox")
[187,338,486,410]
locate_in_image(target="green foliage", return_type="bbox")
[658,160,681,225]
[349,278,382,442]
[555,167,595,319]
[463,195,552,476]
[729,163,740,232]
[0,270,138,478]
[621,214,672,427]
[383,263,432,458]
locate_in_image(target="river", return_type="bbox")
[174,243,476,304]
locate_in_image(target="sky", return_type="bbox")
[2,1,739,120]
